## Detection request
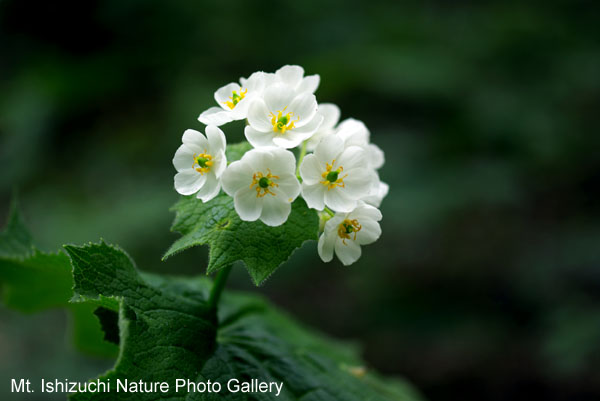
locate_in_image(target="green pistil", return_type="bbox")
[258,177,271,188]
[196,157,210,168]
[326,170,340,182]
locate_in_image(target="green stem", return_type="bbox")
[324,207,335,217]
[208,265,232,310]
[296,140,308,179]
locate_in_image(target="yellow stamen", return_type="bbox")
[192,152,213,175]
[320,160,348,190]
[270,107,299,134]
[337,219,362,245]
[250,169,280,198]
[223,88,247,109]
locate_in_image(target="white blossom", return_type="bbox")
[362,179,389,207]
[173,126,227,202]
[318,202,382,266]
[262,65,320,95]
[245,83,323,149]
[306,103,341,151]
[198,71,266,126]
[221,147,301,226]
[300,135,372,212]
[335,118,384,170]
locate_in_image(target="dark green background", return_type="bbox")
[1,1,600,400]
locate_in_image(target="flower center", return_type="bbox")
[223,88,247,109]
[337,219,362,244]
[192,153,213,175]
[250,169,280,197]
[320,160,348,190]
[270,107,299,134]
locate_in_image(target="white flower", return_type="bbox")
[198,71,266,126]
[245,83,323,149]
[335,118,384,170]
[300,135,372,212]
[306,103,341,151]
[173,126,227,202]
[221,147,301,226]
[362,178,389,207]
[263,65,320,95]
[318,202,382,266]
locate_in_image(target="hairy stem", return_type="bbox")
[296,140,308,179]
[208,265,232,310]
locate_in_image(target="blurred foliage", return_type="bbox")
[0,200,118,357]
[1,0,600,400]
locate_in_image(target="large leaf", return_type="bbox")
[0,202,118,356]
[64,242,218,401]
[65,241,422,401]
[164,141,319,285]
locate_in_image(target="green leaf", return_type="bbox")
[0,197,34,258]
[0,202,118,357]
[164,194,318,285]
[225,141,253,163]
[164,141,319,286]
[65,241,421,401]
[64,242,218,401]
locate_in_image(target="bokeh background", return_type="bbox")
[1,0,600,400]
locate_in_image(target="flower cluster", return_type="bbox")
[173,65,388,266]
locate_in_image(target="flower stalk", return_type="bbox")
[208,265,232,310]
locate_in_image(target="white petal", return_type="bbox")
[214,82,241,105]
[182,129,209,150]
[362,181,389,207]
[245,125,275,148]
[268,148,297,175]
[318,103,341,129]
[291,114,323,135]
[198,107,234,126]
[299,154,323,185]
[264,84,296,112]
[212,152,227,177]
[325,189,356,212]
[221,160,251,196]
[317,232,335,262]
[302,183,326,210]
[247,99,273,132]
[275,65,304,88]
[174,170,206,196]
[259,195,291,226]
[288,93,318,128]
[195,173,221,202]
[275,173,301,200]
[336,118,370,146]
[234,186,262,222]
[242,148,272,172]
[342,168,372,197]
[352,203,383,221]
[173,144,196,172]
[356,220,381,245]
[335,238,362,266]
[297,74,320,94]
[206,125,226,153]
[272,133,306,149]
[242,71,265,92]
[369,143,385,169]
[228,97,253,119]
[315,135,343,164]
[337,145,367,168]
